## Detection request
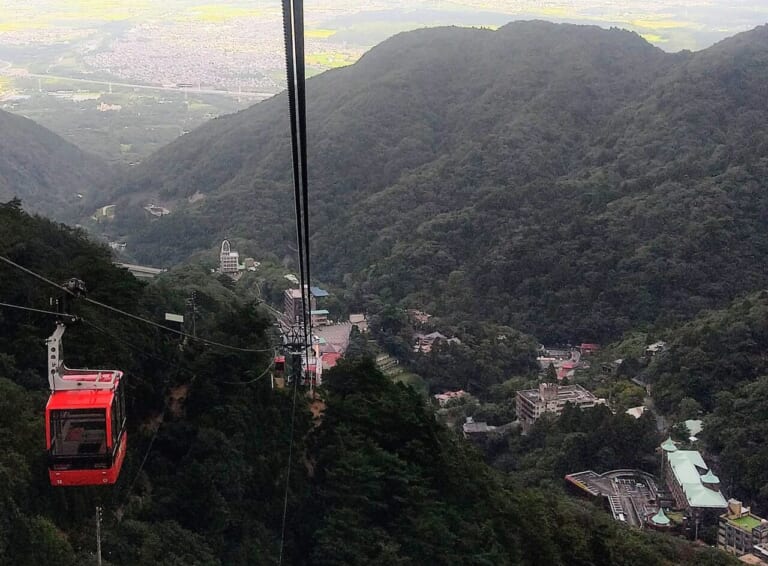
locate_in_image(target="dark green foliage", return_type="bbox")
[492,404,660,484]
[103,22,768,346]
[639,292,768,512]
[704,378,768,512]
[0,203,739,564]
[297,359,736,565]
[647,291,768,413]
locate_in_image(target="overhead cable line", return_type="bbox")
[0,301,76,320]
[282,0,311,354]
[0,254,273,353]
[220,357,276,385]
[279,0,312,563]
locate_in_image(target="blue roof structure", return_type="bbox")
[310,286,329,297]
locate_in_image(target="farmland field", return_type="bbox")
[0,0,763,163]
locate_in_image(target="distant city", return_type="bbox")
[0,1,764,164]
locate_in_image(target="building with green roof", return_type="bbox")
[662,447,727,511]
[648,508,671,530]
[660,437,677,453]
[718,499,768,557]
[660,441,728,539]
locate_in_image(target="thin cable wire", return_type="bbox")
[282,1,310,355]
[0,255,75,292]
[220,356,276,385]
[79,317,178,367]
[127,423,161,494]
[279,350,300,566]
[0,255,273,353]
[83,317,275,387]
[0,301,76,319]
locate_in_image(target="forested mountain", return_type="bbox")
[104,21,768,343]
[638,291,768,512]
[0,110,114,219]
[0,200,739,564]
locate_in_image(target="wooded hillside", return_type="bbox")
[0,110,114,219]
[0,201,738,565]
[101,22,768,343]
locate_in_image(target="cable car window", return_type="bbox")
[111,388,125,448]
[50,409,107,456]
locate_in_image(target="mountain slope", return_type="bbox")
[0,203,739,565]
[107,21,768,342]
[0,109,114,218]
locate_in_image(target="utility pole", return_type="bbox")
[185,291,198,337]
[95,506,102,566]
[283,324,304,386]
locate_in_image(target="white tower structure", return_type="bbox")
[220,239,239,274]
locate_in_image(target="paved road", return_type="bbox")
[644,396,668,433]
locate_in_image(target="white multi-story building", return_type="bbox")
[220,240,240,274]
[516,383,606,431]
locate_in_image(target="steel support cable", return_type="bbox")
[0,255,273,353]
[292,0,314,352]
[279,1,309,563]
[282,4,310,353]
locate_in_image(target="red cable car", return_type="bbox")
[44,321,127,486]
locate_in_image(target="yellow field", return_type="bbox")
[0,21,49,32]
[306,29,337,39]
[640,33,667,44]
[534,7,573,18]
[305,52,357,68]
[54,0,152,21]
[629,18,702,30]
[183,4,264,23]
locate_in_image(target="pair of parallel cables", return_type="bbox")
[280,0,314,563]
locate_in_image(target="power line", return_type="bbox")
[220,356,276,385]
[0,255,273,353]
[0,301,75,320]
[79,317,180,368]
[84,317,275,389]
[126,421,161,495]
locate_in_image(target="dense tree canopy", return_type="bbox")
[0,202,740,564]
[96,22,768,346]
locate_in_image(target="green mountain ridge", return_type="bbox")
[103,21,768,343]
[0,202,739,564]
[0,109,115,219]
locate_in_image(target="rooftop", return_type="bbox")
[46,388,116,410]
[651,508,671,526]
[463,418,495,435]
[666,449,728,509]
[729,514,764,531]
[626,406,646,419]
[739,554,768,565]
[310,286,329,297]
[661,437,678,452]
[685,419,703,439]
[518,384,601,403]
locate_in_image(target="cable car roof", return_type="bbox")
[46,388,115,410]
